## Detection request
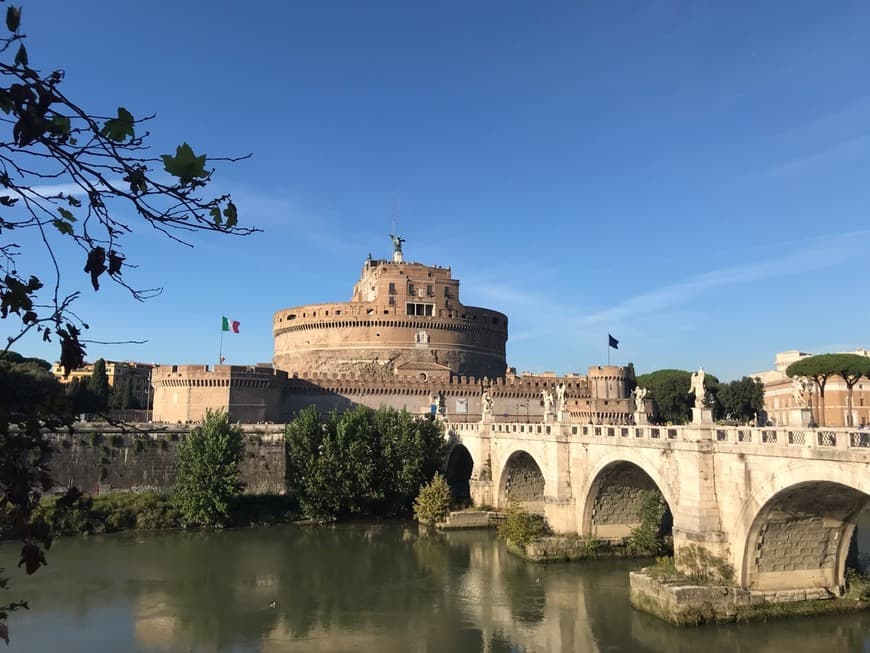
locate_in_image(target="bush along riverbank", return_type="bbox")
[20,405,448,540]
[630,553,870,626]
[30,491,300,536]
[497,491,672,562]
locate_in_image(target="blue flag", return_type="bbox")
[608,334,619,350]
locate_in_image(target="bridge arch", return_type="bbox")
[578,452,676,540]
[733,464,870,591]
[445,443,474,506]
[497,450,546,514]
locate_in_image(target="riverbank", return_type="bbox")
[629,567,870,626]
[30,491,299,536]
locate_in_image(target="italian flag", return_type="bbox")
[221,316,240,333]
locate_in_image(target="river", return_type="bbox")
[3,523,869,652]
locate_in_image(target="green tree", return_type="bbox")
[86,359,110,411]
[0,5,255,639]
[716,376,765,424]
[413,473,452,525]
[374,409,445,516]
[108,376,134,410]
[787,354,870,427]
[173,410,245,527]
[285,406,446,521]
[636,369,720,424]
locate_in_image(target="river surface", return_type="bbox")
[3,523,870,652]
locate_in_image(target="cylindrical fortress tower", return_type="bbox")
[587,365,631,400]
[273,249,508,379]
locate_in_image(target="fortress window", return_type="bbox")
[408,282,415,295]
[287,314,296,320]
[335,310,341,315]
[426,284,433,297]
[388,282,396,294]
[405,302,434,316]
[389,296,395,305]
[444,287,450,298]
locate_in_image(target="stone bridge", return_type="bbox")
[445,418,870,594]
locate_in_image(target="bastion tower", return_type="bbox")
[272,237,508,379]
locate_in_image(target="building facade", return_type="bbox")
[51,359,155,409]
[755,349,870,428]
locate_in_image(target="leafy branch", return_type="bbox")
[0,4,259,372]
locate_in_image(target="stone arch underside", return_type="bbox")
[445,444,474,506]
[743,481,869,592]
[584,461,671,540]
[499,451,545,514]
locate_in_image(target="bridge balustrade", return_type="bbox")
[452,419,870,457]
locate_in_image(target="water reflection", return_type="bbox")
[2,523,869,652]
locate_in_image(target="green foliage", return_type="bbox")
[716,376,764,423]
[497,504,552,548]
[32,491,182,535]
[173,411,245,527]
[109,376,135,410]
[285,406,446,521]
[627,490,668,555]
[675,544,734,584]
[86,359,110,411]
[636,369,720,424]
[413,473,452,524]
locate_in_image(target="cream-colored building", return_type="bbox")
[51,360,155,408]
[754,348,870,427]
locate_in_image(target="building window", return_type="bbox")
[388,296,395,305]
[426,284,433,297]
[444,286,450,298]
[388,282,396,294]
[406,302,434,316]
[408,282,415,295]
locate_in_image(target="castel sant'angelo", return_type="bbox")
[151,237,634,423]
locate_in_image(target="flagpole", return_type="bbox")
[607,336,610,366]
[219,328,224,365]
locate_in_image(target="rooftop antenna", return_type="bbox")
[389,193,404,263]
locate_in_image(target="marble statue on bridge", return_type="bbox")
[481,387,494,419]
[632,386,648,412]
[555,382,567,413]
[792,376,810,409]
[688,368,708,408]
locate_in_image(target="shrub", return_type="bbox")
[676,544,734,584]
[497,504,551,548]
[173,410,245,527]
[627,490,667,555]
[413,474,452,525]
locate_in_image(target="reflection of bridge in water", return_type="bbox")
[446,418,870,595]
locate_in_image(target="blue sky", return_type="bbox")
[5,1,870,381]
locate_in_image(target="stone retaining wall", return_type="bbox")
[45,424,287,496]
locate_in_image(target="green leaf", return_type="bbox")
[161,143,208,182]
[6,6,20,32]
[57,207,76,222]
[50,115,71,136]
[14,43,27,67]
[223,201,237,228]
[100,107,135,142]
[209,206,221,225]
[52,219,73,236]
